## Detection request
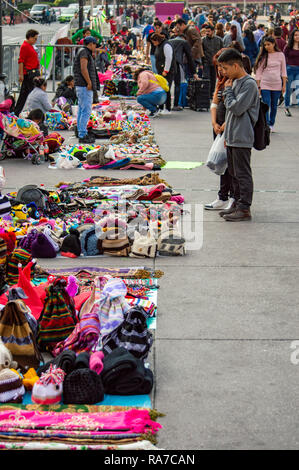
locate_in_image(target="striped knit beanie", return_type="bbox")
[0,237,7,265]
[0,368,25,403]
[6,248,32,286]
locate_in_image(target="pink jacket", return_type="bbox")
[137,71,162,96]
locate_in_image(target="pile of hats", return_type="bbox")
[34,350,105,405]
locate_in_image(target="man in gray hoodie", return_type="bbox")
[216,48,260,221]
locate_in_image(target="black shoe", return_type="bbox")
[79,134,96,144]
[219,201,237,217]
[172,106,183,111]
[285,108,292,117]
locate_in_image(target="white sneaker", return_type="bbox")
[224,197,235,210]
[270,126,275,133]
[161,109,172,115]
[204,198,229,210]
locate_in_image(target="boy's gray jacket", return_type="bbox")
[223,75,260,148]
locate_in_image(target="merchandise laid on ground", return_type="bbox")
[0,263,164,450]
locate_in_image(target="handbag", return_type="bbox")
[206,133,227,175]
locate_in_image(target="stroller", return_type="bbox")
[0,111,46,165]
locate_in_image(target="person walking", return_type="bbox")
[73,36,100,143]
[15,29,40,116]
[169,33,199,110]
[223,24,245,50]
[243,29,259,67]
[202,24,223,98]
[216,48,260,222]
[151,33,176,115]
[254,36,287,131]
[9,9,15,26]
[146,20,168,73]
[274,26,287,51]
[283,29,299,116]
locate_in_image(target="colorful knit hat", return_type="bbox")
[32,364,65,405]
[31,232,57,259]
[0,237,7,265]
[63,368,104,404]
[6,248,32,286]
[0,368,25,403]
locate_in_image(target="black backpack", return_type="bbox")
[253,100,270,151]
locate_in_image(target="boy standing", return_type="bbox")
[217,49,260,221]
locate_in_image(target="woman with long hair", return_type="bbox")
[215,22,225,39]
[243,29,259,67]
[223,24,245,50]
[204,48,235,212]
[283,29,299,117]
[254,36,287,131]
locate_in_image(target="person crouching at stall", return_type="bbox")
[134,68,167,117]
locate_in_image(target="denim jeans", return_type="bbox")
[76,86,93,138]
[261,89,281,127]
[150,55,157,74]
[285,65,299,108]
[137,89,166,113]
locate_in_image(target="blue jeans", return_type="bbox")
[285,65,299,108]
[150,55,157,74]
[137,89,167,113]
[261,89,281,127]
[76,86,93,138]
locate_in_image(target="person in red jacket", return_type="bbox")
[15,29,40,116]
[109,16,117,35]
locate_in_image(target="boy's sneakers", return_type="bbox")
[204,197,234,211]
[79,134,96,144]
[161,109,172,115]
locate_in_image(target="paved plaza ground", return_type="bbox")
[2,102,299,449]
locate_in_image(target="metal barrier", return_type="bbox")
[3,43,86,94]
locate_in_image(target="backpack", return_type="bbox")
[150,74,169,92]
[0,299,43,371]
[253,100,270,151]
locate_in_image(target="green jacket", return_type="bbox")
[72,29,103,44]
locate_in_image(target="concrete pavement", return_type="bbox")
[1,100,299,450]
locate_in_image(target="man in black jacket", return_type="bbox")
[169,35,199,110]
[73,36,100,143]
[202,24,223,98]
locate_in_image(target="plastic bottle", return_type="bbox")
[44,143,49,156]
[39,144,45,157]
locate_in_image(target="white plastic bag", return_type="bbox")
[206,133,227,175]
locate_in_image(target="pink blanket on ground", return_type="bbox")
[0,408,162,435]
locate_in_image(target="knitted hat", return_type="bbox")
[6,248,32,286]
[0,339,18,371]
[80,227,100,257]
[74,351,90,370]
[31,232,57,259]
[63,368,104,404]
[0,232,16,255]
[60,228,82,258]
[32,365,65,405]
[0,237,7,263]
[0,368,25,403]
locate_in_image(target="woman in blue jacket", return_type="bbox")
[243,29,259,67]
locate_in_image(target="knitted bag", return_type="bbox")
[6,248,32,286]
[102,305,153,361]
[37,278,77,352]
[0,299,42,371]
[18,229,39,254]
[80,227,100,257]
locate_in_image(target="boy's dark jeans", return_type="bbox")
[226,146,253,210]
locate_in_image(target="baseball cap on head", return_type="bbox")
[84,36,97,45]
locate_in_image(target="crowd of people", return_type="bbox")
[10,5,299,220]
